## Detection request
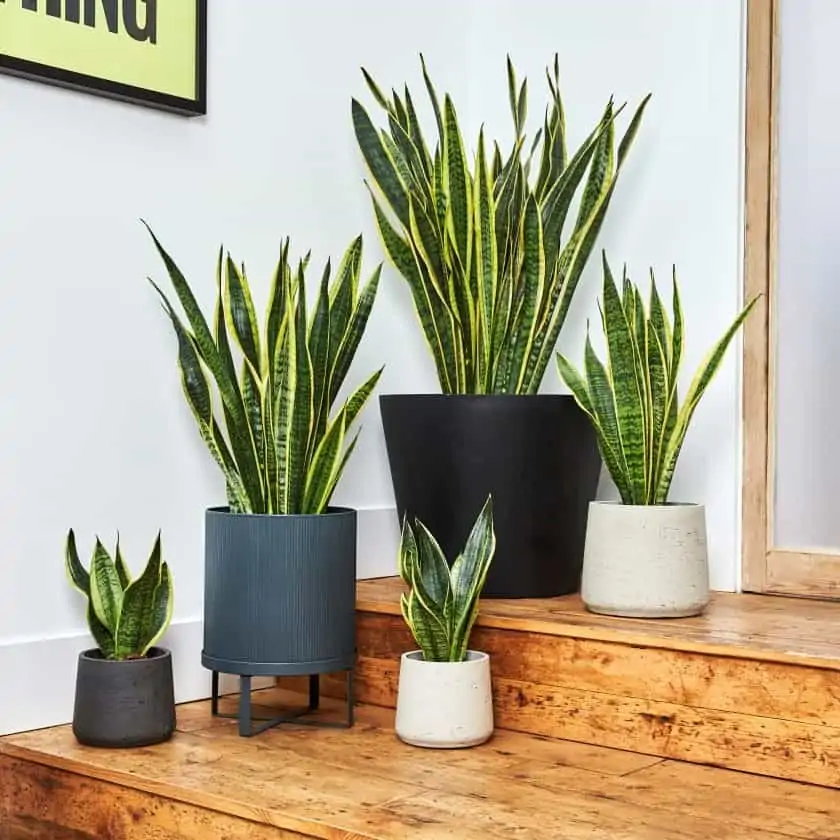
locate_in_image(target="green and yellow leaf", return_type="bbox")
[64,529,89,596]
[114,533,162,659]
[89,539,123,636]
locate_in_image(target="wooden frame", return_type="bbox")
[0,0,207,116]
[741,0,840,598]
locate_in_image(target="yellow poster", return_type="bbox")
[0,0,206,115]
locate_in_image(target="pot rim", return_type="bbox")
[401,650,489,664]
[589,500,703,510]
[379,393,576,403]
[206,505,357,520]
[79,646,171,663]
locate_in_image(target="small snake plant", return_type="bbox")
[65,530,174,660]
[146,225,383,515]
[398,496,496,662]
[556,254,759,505]
[353,55,649,395]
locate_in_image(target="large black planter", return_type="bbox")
[72,647,175,748]
[380,394,601,598]
[202,506,357,735]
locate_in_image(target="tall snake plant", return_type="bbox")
[353,55,650,394]
[146,225,383,514]
[556,254,759,505]
[398,496,496,662]
[65,530,174,660]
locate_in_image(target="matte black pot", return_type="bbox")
[72,647,175,748]
[380,394,601,598]
[202,506,357,677]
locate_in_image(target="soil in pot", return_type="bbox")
[72,647,175,748]
[394,651,494,748]
[581,501,710,618]
[380,394,601,598]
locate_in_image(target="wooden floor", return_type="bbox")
[3,688,840,840]
[5,582,840,838]
[357,577,840,667]
[299,578,840,788]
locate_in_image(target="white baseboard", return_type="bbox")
[0,618,218,737]
[1,507,398,736]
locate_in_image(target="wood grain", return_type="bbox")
[0,754,310,840]
[0,718,420,839]
[741,0,840,596]
[293,580,840,788]
[355,578,840,668]
[351,611,840,726]
[742,0,776,594]
[515,752,840,839]
[3,690,840,840]
[765,549,840,598]
[333,653,840,788]
[198,692,664,780]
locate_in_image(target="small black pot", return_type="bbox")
[380,394,602,598]
[202,506,357,677]
[72,647,175,748]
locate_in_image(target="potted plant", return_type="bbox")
[352,55,650,598]
[146,226,383,735]
[556,254,759,617]
[64,529,175,747]
[394,495,496,749]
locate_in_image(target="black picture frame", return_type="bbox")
[0,0,207,117]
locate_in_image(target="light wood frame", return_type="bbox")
[741,0,840,598]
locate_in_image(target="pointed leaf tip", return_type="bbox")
[65,529,90,596]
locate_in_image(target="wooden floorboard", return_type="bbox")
[2,690,839,840]
[286,578,840,789]
[356,577,840,669]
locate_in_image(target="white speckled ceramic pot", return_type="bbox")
[395,650,494,748]
[581,501,710,618]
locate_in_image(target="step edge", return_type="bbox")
[0,742,350,840]
[356,600,840,672]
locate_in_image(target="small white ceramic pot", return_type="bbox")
[581,501,710,618]
[394,650,494,749]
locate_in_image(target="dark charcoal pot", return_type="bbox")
[380,394,601,598]
[72,647,175,748]
[202,506,357,676]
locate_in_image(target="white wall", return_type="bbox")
[0,0,747,734]
[465,1,748,594]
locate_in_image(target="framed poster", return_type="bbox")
[0,0,207,116]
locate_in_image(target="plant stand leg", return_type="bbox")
[209,669,356,736]
[210,670,219,716]
[346,669,355,728]
[238,675,252,738]
[308,674,320,712]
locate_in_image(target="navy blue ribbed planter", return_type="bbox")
[201,506,357,677]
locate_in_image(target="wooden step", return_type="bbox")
[2,688,839,840]
[292,577,840,789]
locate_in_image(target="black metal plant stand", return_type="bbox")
[210,669,355,737]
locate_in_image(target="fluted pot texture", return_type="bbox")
[581,501,710,618]
[202,506,357,677]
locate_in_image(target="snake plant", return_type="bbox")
[352,55,650,394]
[556,254,759,505]
[65,530,174,660]
[398,496,496,662]
[146,225,383,514]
